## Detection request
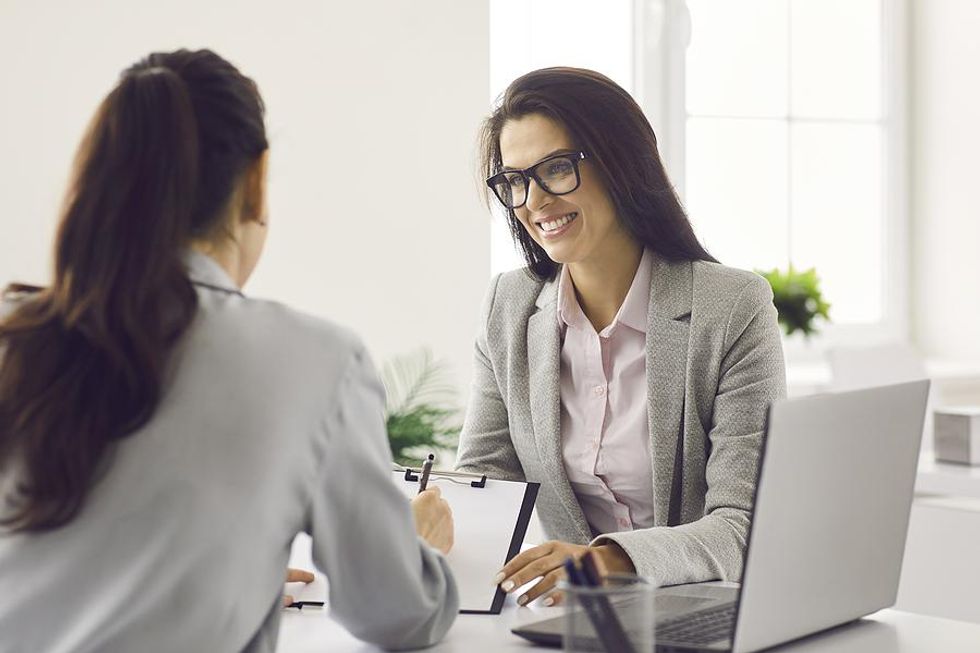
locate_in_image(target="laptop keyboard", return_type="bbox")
[657,602,736,645]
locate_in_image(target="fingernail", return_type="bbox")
[501,579,515,592]
[492,572,505,586]
[517,595,528,606]
[543,596,554,607]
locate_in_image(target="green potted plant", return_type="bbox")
[755,266,831,337]
[381,348,462,467]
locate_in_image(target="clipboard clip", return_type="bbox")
[401,467,487,488]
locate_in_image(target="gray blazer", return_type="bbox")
[0,252,457,653]
[456,255,786,586]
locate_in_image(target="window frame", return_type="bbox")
[633,0,911,362]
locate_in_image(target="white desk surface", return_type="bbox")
[277,597,980,652]
[916,458,980,499]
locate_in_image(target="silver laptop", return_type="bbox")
[512,380,930,652]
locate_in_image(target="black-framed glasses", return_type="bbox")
[486,151,588,209]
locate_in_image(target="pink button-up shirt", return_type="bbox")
[558,249,654,536]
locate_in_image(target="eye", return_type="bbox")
[545,159,573,177]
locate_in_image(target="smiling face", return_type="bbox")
[499,113,634,269]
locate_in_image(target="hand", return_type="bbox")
[282,568,315,607]
[411,486,454,555]
[493,541,635,607]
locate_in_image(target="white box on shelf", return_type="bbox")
[933,408,980,466]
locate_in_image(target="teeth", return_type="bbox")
[540,213,576,232]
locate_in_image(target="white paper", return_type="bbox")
[392,471,533,612]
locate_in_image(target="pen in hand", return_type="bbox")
[418,453,435,494]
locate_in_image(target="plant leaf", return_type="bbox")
[755,266,832,337]
[381,348,462,465]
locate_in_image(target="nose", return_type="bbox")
[524,177,553,213]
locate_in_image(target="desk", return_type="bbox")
[277,598,980,652]
[916,458,980,499]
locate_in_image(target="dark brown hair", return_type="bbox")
[479,67,715,279]
[0,49,267,532]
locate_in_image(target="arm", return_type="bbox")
[593,275,786,586]
[306,345,458,650]
[454,274,525,481]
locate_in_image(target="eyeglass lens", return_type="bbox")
[491,155,580,208]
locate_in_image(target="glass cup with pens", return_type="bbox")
[560,553,655,653]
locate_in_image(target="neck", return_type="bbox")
[567,240,643,332]
[190,239,243,287]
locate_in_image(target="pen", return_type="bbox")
[563,556,586,585]
[418,453,435,494]
[285,601,324,610]
[579,551,604,587]
[566,554,636,653]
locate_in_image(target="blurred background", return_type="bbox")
[2,0,979,624]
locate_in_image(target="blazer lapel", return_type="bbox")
[646,258,693,526]
[527,279,591,540]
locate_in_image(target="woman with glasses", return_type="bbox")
[0,49,457,651]
[456,67,786,606]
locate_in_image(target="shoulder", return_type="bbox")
[494,267,548,304]
[192,286,366,373]
[691,260,770,296]
[480,267,549,326]
[690,260,774,318]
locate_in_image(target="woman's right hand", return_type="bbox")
[410,486,454,555]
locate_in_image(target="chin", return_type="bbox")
[540,245,579,266]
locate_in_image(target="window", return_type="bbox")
[490,0,907,357]
[679,0,907,355]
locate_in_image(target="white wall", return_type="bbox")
[0,0,490,401]
[911,0,980,360]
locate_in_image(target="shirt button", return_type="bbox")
[593,386,605,395]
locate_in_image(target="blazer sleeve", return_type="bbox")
[305,344,459,650]
[454,274,526,482]
[593,275,786,586]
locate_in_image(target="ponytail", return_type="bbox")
[0,50,267,531]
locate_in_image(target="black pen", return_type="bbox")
[567,554,636,653]
[286,601,324,610]
[418,453,435,494]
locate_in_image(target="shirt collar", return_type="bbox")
[182,249,243,296]
[618,248,653,332]
[556,248,653,334]
[557,265,591,331]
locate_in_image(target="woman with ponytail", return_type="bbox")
[0,49,457,651]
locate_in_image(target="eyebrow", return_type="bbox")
[500,148,577,172]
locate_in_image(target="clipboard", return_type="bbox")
[393,466,539,614]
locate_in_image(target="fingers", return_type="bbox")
[517,568,565,606]
[411,486,454,554]
[285,568,315,583]
[545,591,565,607]
[503,553,565,592]
[495,542,553,585]
[282,594,295,607]
[413,486,442,504]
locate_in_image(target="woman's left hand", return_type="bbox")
[493,541,635,607]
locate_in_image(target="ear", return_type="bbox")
[241,149,269,225]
